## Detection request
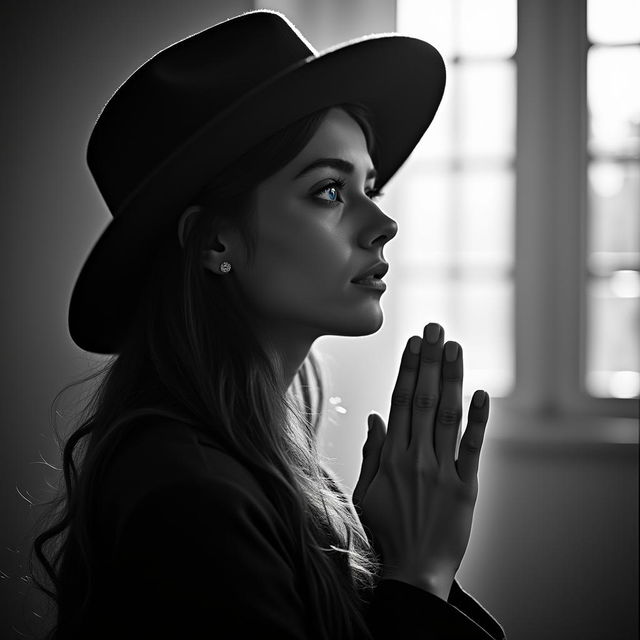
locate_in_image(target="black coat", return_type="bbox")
[67,418,506,639]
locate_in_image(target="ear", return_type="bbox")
[178,205,236,275]
[177,205,202,249]
[201,246,234,275]
[200,223,238,276]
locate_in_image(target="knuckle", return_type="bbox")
[391,389,413,407]
[460,439,483,454]
[456,483,478,504]
[413,393,438,410]
[399,359,416,372]
[440,474,477,501]
[417,464,467,495]
[463,479,479,501]
[415,460,439,482]
[438,408,462,426]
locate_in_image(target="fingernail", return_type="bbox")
[425,324,440,344]
[472,391,486,408]
[445,342,459,362]
[409,336,421,354]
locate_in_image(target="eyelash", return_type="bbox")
[311,177,385,204]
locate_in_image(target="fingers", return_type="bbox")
[384,322,486,483]
[353,413,386,511]
[432,341,464,474]
[408,323,445,466]
[456,391,490,484]
[383,336,421,456]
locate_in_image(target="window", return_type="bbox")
[390,0,517,399]
[585,0,640,399]
[271,0,637,457]
[388,0,638,422]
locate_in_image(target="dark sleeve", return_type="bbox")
[99,477,505,640]
[448,579,506,639]
[364,579,506,639]
[100,478,312,639]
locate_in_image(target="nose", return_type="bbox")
[358,199,398,249]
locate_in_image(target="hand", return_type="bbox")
[352,323,490,598]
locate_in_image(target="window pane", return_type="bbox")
[395,277,514,397]
[588,160,640,255]
[396,0,455,59]
[587,0,640,44]
[396,0,517,59]
[396,167,454,265]
[394,0,516,402]
[588,46,640,157]
[458,60,516,158]
[458,0,517,58]
[586,278,640,398]
[457,167,514,270]
[457,278,514,397]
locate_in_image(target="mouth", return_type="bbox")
[351,261,389,284]
[351,276,387,290]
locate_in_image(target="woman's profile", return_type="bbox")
[30,10,506,640]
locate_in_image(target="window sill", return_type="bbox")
[484,401,639,451]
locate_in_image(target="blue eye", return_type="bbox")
[322,186,340,201]
[311,177,385,204]
[312,178,346,203]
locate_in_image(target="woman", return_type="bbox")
[31,10,506,640]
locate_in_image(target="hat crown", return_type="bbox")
[88,11,315,215]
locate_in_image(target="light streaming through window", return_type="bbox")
[393,0,517,398]
[586,0,640,398]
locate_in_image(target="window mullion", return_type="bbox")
[510,0,585,414]
[551,0,591,414]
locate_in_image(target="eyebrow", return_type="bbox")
[294,157,378,181]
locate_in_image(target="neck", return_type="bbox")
[255,323,317,393]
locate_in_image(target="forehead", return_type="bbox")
[292,108,373,169]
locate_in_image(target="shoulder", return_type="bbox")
[103,415,258,489]
[90,419,311,639]
[98,416,278,541]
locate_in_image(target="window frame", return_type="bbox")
[506,0,637,423]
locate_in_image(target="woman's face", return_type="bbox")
[214,107,398,348]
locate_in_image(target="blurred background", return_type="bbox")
[1,0,638,638]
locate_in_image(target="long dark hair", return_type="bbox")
[29,103,381,639]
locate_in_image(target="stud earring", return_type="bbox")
[219,261,232,273]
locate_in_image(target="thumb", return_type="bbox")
[352,412,386,511]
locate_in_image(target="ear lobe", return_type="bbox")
[201,249,218,273]
[201,247,233,275]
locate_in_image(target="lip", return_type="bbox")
[352,261,389,282]
[352,278,387,291]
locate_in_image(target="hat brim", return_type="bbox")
[69,34,446,354]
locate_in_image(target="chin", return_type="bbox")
[326,305,385,337]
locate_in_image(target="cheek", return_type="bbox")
[258,217,347,280]
[243,218,352,309]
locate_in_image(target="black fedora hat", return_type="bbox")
[69,9,445,354]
